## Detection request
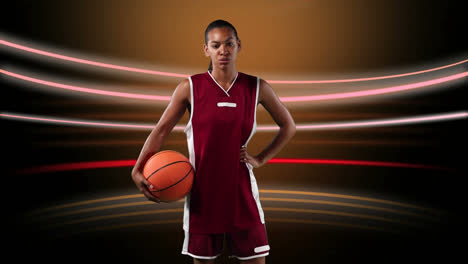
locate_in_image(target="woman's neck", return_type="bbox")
[210,67,238,84]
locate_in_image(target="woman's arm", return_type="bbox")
[240,78,296,168]
[131,79,190,203]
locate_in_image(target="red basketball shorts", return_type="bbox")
[181,223,270,260]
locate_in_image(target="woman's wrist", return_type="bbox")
[255,154,267,167]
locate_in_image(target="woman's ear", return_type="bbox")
[203,43,210,57]
[237,39,241,52]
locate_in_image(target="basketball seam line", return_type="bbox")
[151,166,194,193]
[146,160,190,181]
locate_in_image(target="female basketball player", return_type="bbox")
[131,20,296,264]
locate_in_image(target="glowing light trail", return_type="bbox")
[0,40,188,78]
[267,158,445,170]
[0,112,155,129]
[261,198,424,217]
[56,209,184,227]
[64,218,385,235]
[30,190,432,216]
[1,69,466,102]
[1,39,466,83]
[14,156,448,176]
[48,201,155,218]
[2,111,466,132]
[267,218,386,232]
[51,207,410,228]
[266,111,468,131]
[263,207,415,225]
[280,72,468,102]
[261,190,433,212]
[15,159,137,174]
[43,198,424,221]
[0,69,171,101]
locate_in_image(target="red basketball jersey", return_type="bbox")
[183,71,265,234]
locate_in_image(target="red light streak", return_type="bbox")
[267,158,445,169]
[16,158,449,174]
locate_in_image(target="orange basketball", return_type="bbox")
[142,150,194,202]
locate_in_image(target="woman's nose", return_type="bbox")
[219,44,228,54]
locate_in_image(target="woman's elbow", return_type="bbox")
[281,121,296,136]
[289,122,296,136]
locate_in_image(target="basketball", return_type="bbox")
[142,150,194,202]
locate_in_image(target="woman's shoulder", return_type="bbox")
[238,71,257,79]
[239,72,264,86]
[189,71,208,78]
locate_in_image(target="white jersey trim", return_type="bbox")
[207,70,239,97]
[181,231,223,259]
[183,76,195,232]
[217,102,237,107]
[254,245,270,253]
[184,76,194,134]
[230,252,269,260]
[242,76,259,149]
[244,77,264,224]
[248,168,265,223]
[182,252,221,260]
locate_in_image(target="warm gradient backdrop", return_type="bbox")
[2,0,466,263]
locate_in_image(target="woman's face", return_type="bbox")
[204,27,241,71]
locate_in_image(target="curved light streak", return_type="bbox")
[264,207,414,225]
[0,69,171,101]
[261,190,431,211]
[30,189,433,216]
[1,111,467,132]
[261,198,426,217]
[0,112,155,129]
[33,194,144,214]
[266,218,387,232]
[53,209,184,227]
[280,72,468,102]
[1,39,467,83]
[48,201,154,218]
[269,111,468,130]
[0,40,188,78]
[62,218,385,236]
[14,156,448,176]
[42,198,424,220]
[49,207,411,229]
[16,160,137,174]
[267,158,448,170]
[1,69,467,102]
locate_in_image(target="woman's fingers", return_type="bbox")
[240,146,249,162]
[141,177,153,189]
[139,177,160,203]
[144,189,160,203]
[132,171,160,203]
